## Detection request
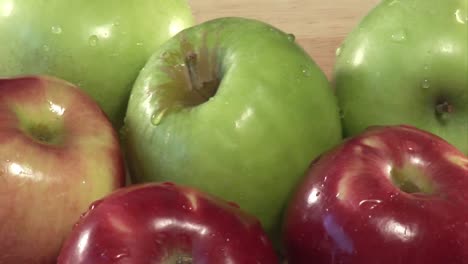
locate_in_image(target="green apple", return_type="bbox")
[334,0,468,154]
[0,0,194,128]
[123,17,342,245]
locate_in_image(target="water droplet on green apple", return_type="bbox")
[302,68,312,77]
[287,33,296,42]
[455,8,467,24]
[151,109,168,126]
[51,25,62,34]
[88,35,99,46]
[136,42,144,46]
[339,109,345,119]
[335,47,342,57]
[421,79,430,89]
[391,29,407,42]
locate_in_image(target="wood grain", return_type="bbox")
[188,0,380,79]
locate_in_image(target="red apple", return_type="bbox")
[58,182,279,263]
[0,76,125,263]
[283,125,468,263]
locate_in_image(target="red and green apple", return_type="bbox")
[122,17,343,244]
[0,76,125,263]
[0,0,194,127]
[58,182,279,263]
[333,0,468,154]
[283,125,468,263]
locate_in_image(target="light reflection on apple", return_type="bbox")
[48,101,66,116]
[235,107,253,129]
[377,217,416,242]
[92,24,113,39]
[323,214,354,254]
[8,162,43,182]
[1,0,12,17]
[169,19,186,37]
[153,218,209,236]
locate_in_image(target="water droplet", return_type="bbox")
[226,238,230,242]
[359,199,383,210]
[113,253,130,260]
[421,79,430,89]
[335,47,342,57]
[339,109,345,119]
[151,108,168,126]
[287,33,296,42]
[113,20,121,27]
[88,35,99,46]
[455,8,467,24]
[89,199,103,210]
[302,68,312,77]
[51,25,62,34]
[81,180,86,185]
[136,42,144,46]
[423,64,430,71]
[43,45,50,52]
[391,29,407,42]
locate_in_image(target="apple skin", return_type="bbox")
[283,125,468,263]
[0,76,125,263]
[57,182,279,263]
[123,17,343,244]
[333,0,468,154]
[0,0,194,127]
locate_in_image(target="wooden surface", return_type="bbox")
[188,0,380,79]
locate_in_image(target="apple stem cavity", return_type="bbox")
[435,100,453,120]
[26,122,64,145]
[175,256,193,264]
[390,165,434,195]
[184,51,220,104]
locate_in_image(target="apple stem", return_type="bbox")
[435,101,453,119]
[185,52,205,98]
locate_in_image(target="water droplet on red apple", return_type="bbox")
[359,199,383,210]
[89,199,103,210]
[113,252,130,260]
